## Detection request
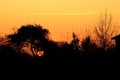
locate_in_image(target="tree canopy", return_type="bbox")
[7,24,50,56]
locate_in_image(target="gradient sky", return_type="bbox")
[0,0,120,41]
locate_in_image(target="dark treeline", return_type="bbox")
[0,24,119,65]
[0,12,120,65]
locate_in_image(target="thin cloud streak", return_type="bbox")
[30,11,97,16]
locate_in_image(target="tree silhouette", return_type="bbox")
[81,36,97,55]
[0,11,119,65]
[94,10,119,51]
[57,33,81,64]
[70,32,80,51]
[7,24,50,57]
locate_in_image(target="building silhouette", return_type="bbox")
[112,34,120,53]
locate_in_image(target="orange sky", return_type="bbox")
[0,0,120,41]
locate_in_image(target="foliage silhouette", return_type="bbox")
[7,24,50,57]
[81,36,97,55]
[94,10,119,51]
[0,44,33,65]
[0,13,120,65]
[70,32,80,50]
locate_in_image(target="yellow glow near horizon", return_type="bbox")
[0,0,120,41]
[30,11,97,16]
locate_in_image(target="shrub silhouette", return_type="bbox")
[0,44,33,65]
[58,33,81,64]
[81,36,97,55]
[70,32,80,51]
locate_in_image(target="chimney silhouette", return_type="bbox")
[111,34,120,53]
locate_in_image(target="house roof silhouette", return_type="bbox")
[111,34,120,40]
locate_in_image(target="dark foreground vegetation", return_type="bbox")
[0,25,119,65]
[0,12,120,65]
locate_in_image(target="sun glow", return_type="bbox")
[37,51,44,57]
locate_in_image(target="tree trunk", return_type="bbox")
[30,43,36,57]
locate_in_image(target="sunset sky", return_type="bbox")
[0,0,120,41]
